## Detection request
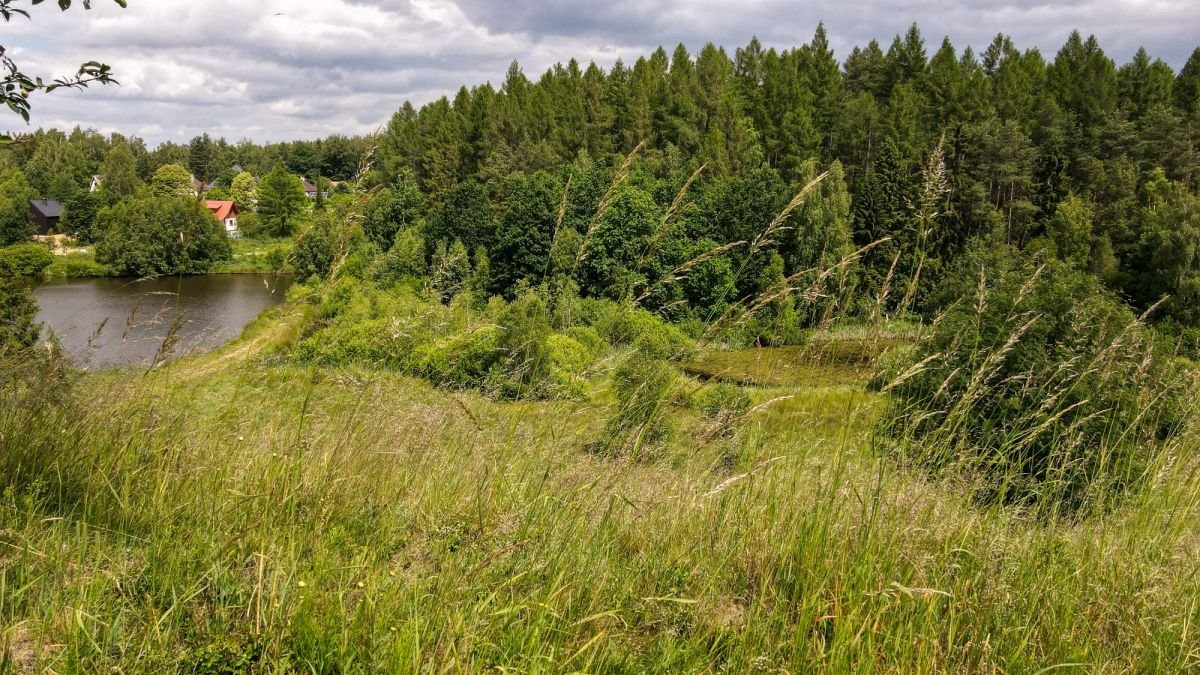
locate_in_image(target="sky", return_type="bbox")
[3,0,1195,146]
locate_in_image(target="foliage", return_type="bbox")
[0,276,39,355]
[370,227,425,287]
[363,180,424,250]
[595,304,694,361]
[149,163,195,199]
[596,354,679,457]
[94,194,231,276]
[0,168,35,245]
[489,171,561,295]
[690,381,751,424]
[879,255,1187,515]
[60,190,100,241]
[98,142,140,204]
[0,0,124,141]
[0,242,52,276]
[229,171,257,213]
[257,166,307,237]
[426,179,494,254]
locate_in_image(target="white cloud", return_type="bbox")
[3,0,1194,145]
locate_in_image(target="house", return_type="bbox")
[29,199,64,235]
[205,200,240,238]
[191,176,206,197]
[89,174,102,193]
[302,178,319,199]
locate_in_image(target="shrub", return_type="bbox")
[264,245,288,272]
[94,195,231,276]
[596,355,680,458]
[371,228,425,287]
[544,333,594,398]
[60,257,110,278]
[564,325,606,357]
[492,292,553,397]
[418,326,502,388]
[292,317,415,369]
[879,255,1189,516]
[691,382,752,425]
[595,305,693,361]
[0,277,40,356]
[0,243,53,277]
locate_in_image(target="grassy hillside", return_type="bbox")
[1,302,1198,673]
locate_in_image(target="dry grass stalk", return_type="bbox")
[636,162,706,271]
[748,171,828,255]
[633,240,747,305]
[574,140,645,271]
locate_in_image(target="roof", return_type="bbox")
[205,200,237,221]
[29,199,64,218]
[302,178,317,192]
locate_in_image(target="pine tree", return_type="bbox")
[188,133,216,185]
[1174,47,1200,115]
[1048,31,1118,132]
[1117,47,1175,119]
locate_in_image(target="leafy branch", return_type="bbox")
[1,0,126,142]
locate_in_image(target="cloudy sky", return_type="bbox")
[4,0,1195,146]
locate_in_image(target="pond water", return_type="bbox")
[33,274,293,368]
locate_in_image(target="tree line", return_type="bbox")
[3,24,1200,334]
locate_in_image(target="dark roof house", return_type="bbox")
[29,199,64,235]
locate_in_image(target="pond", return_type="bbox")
[33,274,293,368]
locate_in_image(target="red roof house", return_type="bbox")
[205,200,241,238]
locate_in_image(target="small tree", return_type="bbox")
[229,171,257,213]
[257,166,307,237]
[98,142,140,204]
[60,191,101,242]
[150,164,196,199]
[0,168,35,245]
[0,277,39,356]
[94,195,230,276]
[363,180,424,250]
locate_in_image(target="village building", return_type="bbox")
[29,199,64,235]
[205,200,240,238]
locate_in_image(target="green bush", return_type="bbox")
[690,382,751,425]
[544,333,594,398]
[263,245,288,272]
[564,325,606,357]
[596,355,680,458]
[292,317,414,368]
[0,243,53,277]
[417,326,502,388]
[880,255,1189,516]
[492,292,553,397]
[0,277,40,356]
[95,195,231,276]
[595,305,694,361]
[370,228,425,287]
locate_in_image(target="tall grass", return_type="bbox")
[2,149,1199,672]
[1,341,1198,671]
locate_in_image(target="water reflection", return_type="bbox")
[33,274,292,368]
